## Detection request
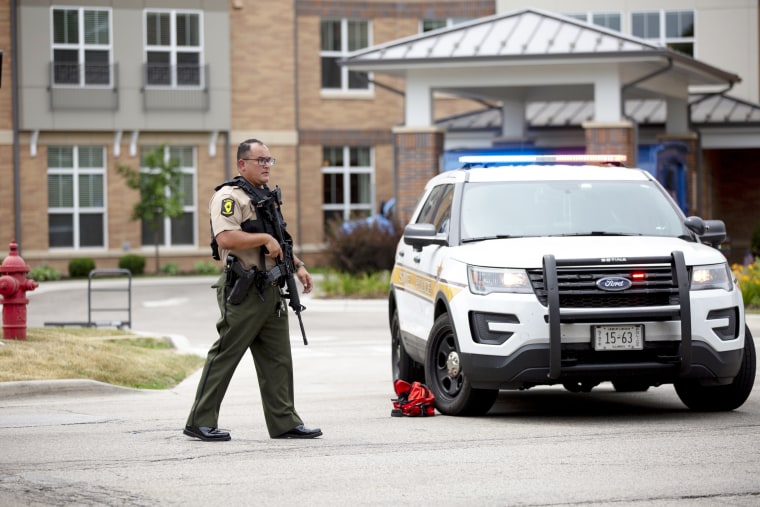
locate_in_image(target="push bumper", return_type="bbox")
[461,340,744,390]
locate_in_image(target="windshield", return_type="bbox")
[460,180,688,241]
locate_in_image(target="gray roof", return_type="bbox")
[343,8,740,87]
[437,94,760,130]
[351,8,657,61]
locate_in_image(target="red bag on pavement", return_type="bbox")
[391,379,435,417]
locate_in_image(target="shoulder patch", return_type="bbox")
[221,198,235,216]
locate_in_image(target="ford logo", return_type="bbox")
[596,277,632,291]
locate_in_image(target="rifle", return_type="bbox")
[255,186,308,346]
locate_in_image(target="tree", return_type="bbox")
[117,144,185,274]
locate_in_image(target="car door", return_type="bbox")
[394,183,455,354]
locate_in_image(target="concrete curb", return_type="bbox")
[0,379,143,398]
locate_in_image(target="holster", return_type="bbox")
[226,256,265,304]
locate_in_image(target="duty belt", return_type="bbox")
[225,256,281,304]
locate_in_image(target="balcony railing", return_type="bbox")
[44,62,211,112]
[144,63,204,87]
[48,62,118,110]
[142,63,209,111]
[51,61,113,87]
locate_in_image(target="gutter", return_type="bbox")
[11,0,21,251]
[224,130,230,180]
[293,0,302,255]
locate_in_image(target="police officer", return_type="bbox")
[183,138,321,441]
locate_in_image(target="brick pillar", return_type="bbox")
[582,121,636,165]
[657,133,700,216]
[392,126,445,224]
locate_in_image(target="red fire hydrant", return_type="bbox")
[0,240,39,340]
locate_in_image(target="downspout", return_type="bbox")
[292,0,302,255]
[10,0,21,251]
[224,130,230,180]
[620,57,674,167]
[688,82,735,215]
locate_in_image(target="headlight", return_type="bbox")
[468,265,533,295]
[691,263,733,291]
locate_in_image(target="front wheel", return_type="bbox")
[391,309,423,383]
[674,325,756,411]
[425,314,497,416]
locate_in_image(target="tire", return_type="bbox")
[424,314,498,416]
[391,309,423,383]
[675,325,756,411]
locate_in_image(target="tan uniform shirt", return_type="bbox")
[209,185,275,271]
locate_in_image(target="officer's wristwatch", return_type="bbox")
[295,261,306,270]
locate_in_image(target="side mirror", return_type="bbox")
[684,216,726,248]
[700,219,727,248]
[403,223,448,251]
[684,216,705,235]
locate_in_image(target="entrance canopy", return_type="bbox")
[342,8,741,137]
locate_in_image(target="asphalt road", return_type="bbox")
[0,277,758,506]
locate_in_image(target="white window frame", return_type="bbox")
[50,7,113,88]
[47,145,108,250]
[322,146,375,223]
[631,9,696,56]
[419,17,471,33]
[320,18,372,94]
[139,145,198,249]
[143,9,204,89]
[562,12,622,32]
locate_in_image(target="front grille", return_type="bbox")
[528,264,683,308]
[540,253,691,381]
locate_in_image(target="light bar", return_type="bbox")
[458,154,627,164]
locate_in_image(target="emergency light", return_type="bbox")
[458,154,627,164]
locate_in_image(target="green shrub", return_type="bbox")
[752,223,760,257]
[324,219,402,275]
[118,254,146,275]
[733,260,760,309]
[160,263,180,275]
[68,258,96,278]
[28,264,62,281]
[193,261,221,275]
[319,270,390,298]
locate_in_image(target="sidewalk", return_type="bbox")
[2,275,385,397]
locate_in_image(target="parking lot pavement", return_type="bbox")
[2,279,760,505]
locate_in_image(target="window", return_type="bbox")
[632,10,694,56]
[145,10,203,87]
[421,18,471,32]
[562,12,621,32]
[322,146,373,227]
[416,184,454,235]
[592,13,621,31]
[51,7,112,86]
[321,19,370,91]
[140,146,197,247]
[47,146,106,248]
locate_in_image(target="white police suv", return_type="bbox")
[389,155,755,415]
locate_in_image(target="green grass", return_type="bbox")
[0,328,204,389]
[318,270,390,299]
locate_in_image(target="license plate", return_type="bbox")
[593,325,643,351]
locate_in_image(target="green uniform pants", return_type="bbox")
[186,273,303,437]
